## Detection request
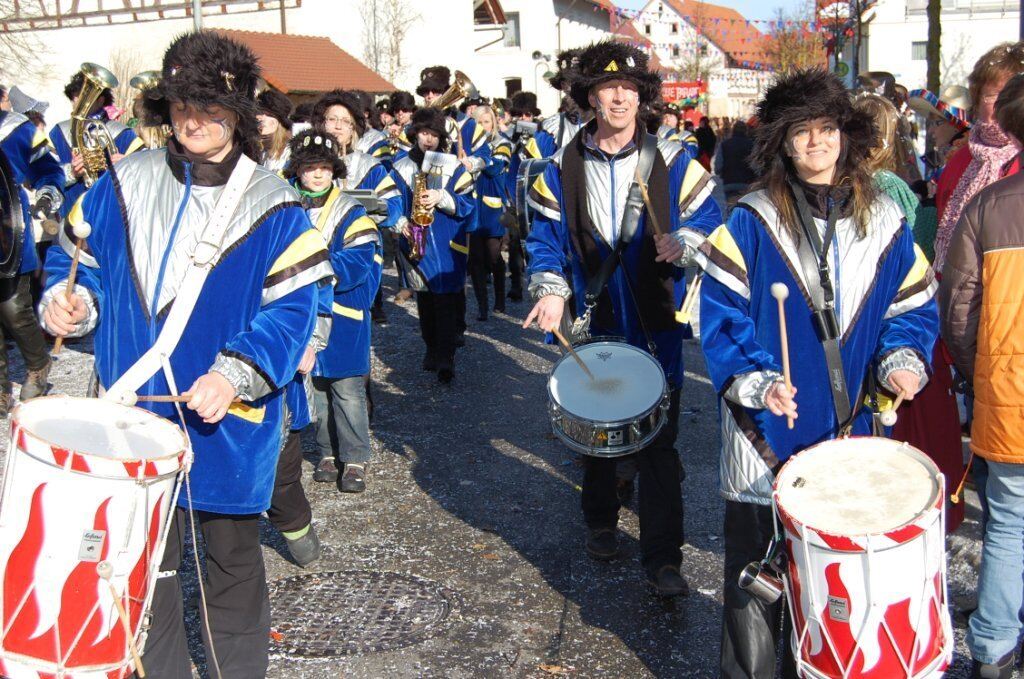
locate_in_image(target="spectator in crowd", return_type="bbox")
[713,119,756,210]
[694,116,717,170]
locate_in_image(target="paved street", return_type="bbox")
[3,270,993,678]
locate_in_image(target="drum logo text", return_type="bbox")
[827,595,850,622]
[79,529,106,562]
[597,352,612,362]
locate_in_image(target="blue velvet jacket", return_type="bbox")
[474,136,512,238]
[42,144,332,514]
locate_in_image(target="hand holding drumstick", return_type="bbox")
[769,283,797,428]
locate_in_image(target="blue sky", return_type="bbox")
[615,0,809,22]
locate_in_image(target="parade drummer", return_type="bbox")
[522,41,721,597]
[694,68,938,676]
[40,32,332,676]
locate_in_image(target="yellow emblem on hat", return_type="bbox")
[604,60,619,72]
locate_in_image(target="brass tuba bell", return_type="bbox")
[70,62,120,187]
[428,70,479,111]
[129,70,161,92]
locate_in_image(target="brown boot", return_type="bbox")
[20,360,51,401]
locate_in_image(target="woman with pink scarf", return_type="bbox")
[897,42,1024,535]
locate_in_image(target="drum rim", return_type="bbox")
[547,339,668,427]
[551,403,668,457]
[773,436,943,541]
[11,395,188,467]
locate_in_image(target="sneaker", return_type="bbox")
[371,305,388,325]
[20,361,50,401]
[971,651,1015,679]
[312,458,339,483]
[284,524,321,568]
[585,528,618,561]
[647,565,690,598]
[339,463,367,493]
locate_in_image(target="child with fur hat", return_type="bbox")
[41,31,333,676]
[695,68,938,676]
[522,39,722,597]
[389,107,476,383]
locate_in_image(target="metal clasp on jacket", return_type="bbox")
[191,241,219,268]
[571,304,594,344]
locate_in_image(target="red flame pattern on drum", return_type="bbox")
[1,483,165,677]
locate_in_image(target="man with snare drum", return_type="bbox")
[522,41,721,596]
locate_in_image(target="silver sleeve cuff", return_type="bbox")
[671,227,706,268]
[38,281,98,338]
[392,216,409,232]
[468,156,486,174]
[724,371,784,409]
[36,185,64,213]
[528,271,572,301]
[877,348,929,392]
[436,190,457,215]
[62,163,77,188]
[311,315,332,352]
[210,354,251,400]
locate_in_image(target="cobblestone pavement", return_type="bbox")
[2,271,996,678]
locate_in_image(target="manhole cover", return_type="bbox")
[269,570,454,657]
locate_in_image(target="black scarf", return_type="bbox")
[560,124,676,332]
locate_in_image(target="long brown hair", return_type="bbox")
[263,123,291,161]
[853,93,911,179]
[756,123,878,242]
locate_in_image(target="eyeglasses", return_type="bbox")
[324,117,354,128]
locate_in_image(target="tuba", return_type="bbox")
[129,70,161,92]
[428,70,478,111]
[70,63,119,187]
[129,70,169,149]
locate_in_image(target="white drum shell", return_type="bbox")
[0,397,186,679]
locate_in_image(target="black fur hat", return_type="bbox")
[750,68,876,175]
[549,47,582,92]
[311,89,366,136]
[257,90,293,131]
[417,66,451,96]
[569,41,662,111]
[286,128,346,180]
[144,31,263,160]
[510,91,540,117]
[408,108,450,152]
[389,91,416,113]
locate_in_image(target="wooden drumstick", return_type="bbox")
[676,273,704,324]
[134,393,242,404]
[551,327,595,381]
[96,561,146,677]
[634,166,665,237]
[770,283,795,430]
[52,222,92,355]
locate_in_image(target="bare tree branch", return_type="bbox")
[0,0,51,84]
[361,0,420,85]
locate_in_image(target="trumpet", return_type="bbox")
[70,63,119,188]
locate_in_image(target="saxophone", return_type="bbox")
[409,162,446,262]
[70,63,120,187]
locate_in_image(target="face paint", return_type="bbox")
[210,115,233,142]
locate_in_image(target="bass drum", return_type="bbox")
[0,146,25,278]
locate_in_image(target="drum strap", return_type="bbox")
[105,154,258,402]
[789,179,854,432]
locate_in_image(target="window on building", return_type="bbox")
[505,78,523,98]
[911,41,927,61]
[503,12,520,47]
[672,45,680,58]
[671,22,679,34]
[644,23,651,35]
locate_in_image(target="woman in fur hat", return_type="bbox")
[256,89,293,174]
[523,39,722,597]
[41,31,333,677]
[389,106,476,383]
[695,68,938,676]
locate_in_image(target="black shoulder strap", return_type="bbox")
[788,179,853,430]
[583,133,659,308]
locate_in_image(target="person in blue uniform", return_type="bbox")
[41,32,332,676]
[696,68,938,677]
[0,107,64,410]
[49,70,142,217]
[523,41,722,597]
[469,104,512,320]
[390,107,475,383]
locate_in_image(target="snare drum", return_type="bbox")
[774,437,952,679]
[547,339,669,457]
[0,396,187,679]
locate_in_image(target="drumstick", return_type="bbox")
[52,222,92,355]
[551,327,595,381]
[136,393,243,404]
[878,390,908,427]
[676,273,704,324]
[96,561,146,677]
[770,283,795,430]
[634,166,665,237]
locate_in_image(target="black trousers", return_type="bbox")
[140,509,270,678]
[416,291,459,362]
[0,274,49,387]
[581,389,683,575]
[720,500,797,679]
[507,230,523,295]
[469,233,506,313]
[267,430,311,534]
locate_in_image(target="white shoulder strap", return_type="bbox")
[105,154,258,402]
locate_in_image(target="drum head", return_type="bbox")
[549,341,665,423]
[776,437,941,536]
[14,396,186,462]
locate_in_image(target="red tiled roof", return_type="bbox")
[660,0,773,68]
[215,29,396,95]
[611,21,667,73]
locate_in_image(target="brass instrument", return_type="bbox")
[428,70,478,111]
[408,162,444,261]
[129,70,161,92]
[129,70,170,149]
[70,63,119,187]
